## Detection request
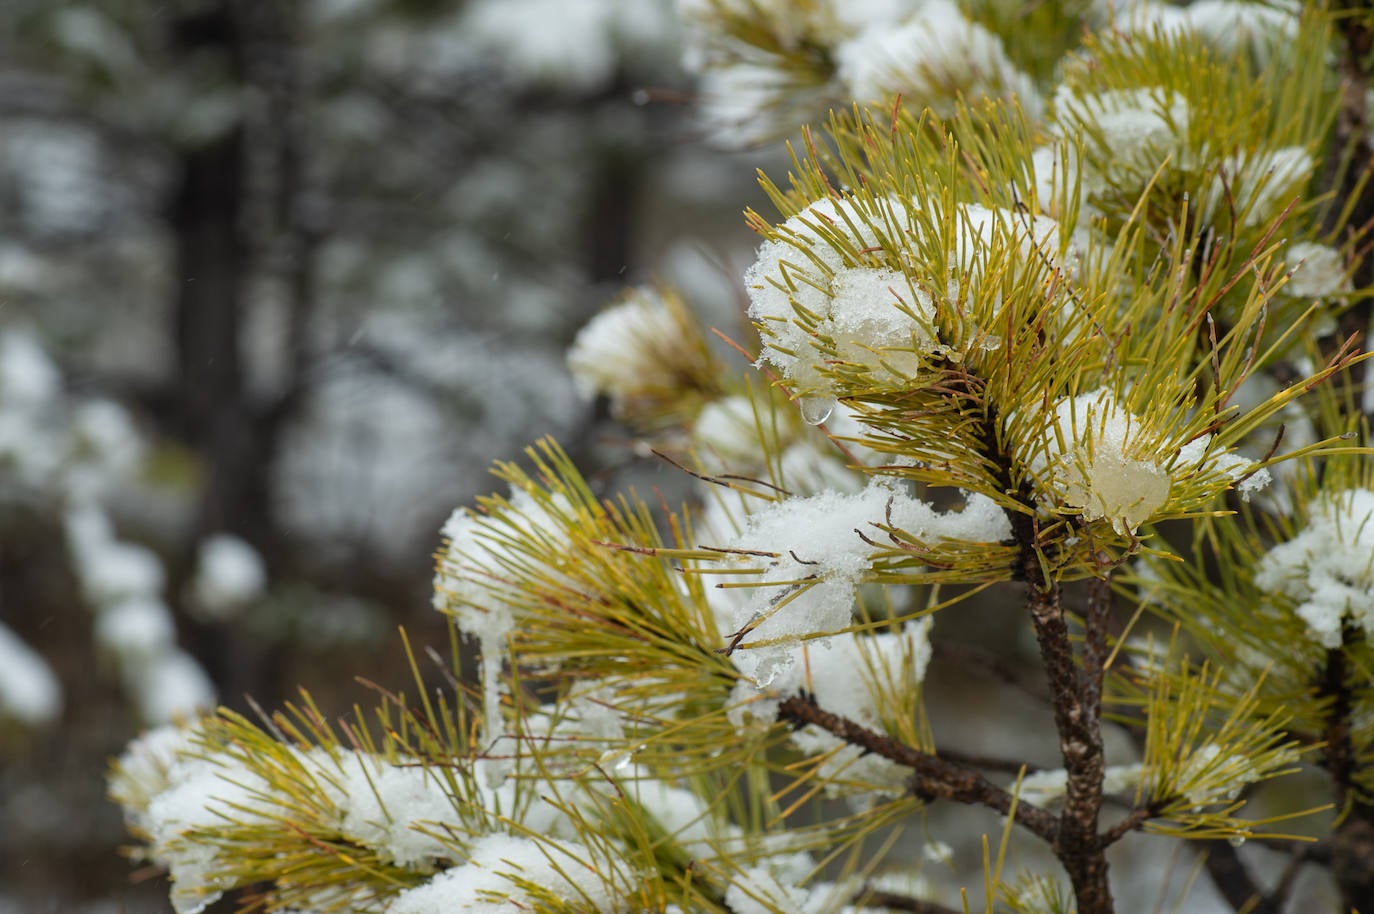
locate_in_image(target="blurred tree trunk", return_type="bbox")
[166,1,289,705]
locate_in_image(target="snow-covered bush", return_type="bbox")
[112,3,1374,913]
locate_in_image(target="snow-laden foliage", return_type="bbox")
[112,3,1374,913]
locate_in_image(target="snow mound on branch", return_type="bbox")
[1254,488,1374,648]
[715,481,1007,685]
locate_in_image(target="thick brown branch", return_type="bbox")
[1082,572,1113,730]
[1026,581,1112,913]
[978,404,1114,913]
[775,694,1060,846]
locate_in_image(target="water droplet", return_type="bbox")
[1227,833,1247,848]
[799,396,835,426]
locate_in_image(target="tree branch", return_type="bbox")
[775,693,1061,847]
[1024,578,1112,913]
[1097,804,1156,848]
[977,399,1115,913]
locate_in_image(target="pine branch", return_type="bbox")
[774,693,1060,846]
[981,392,1115,913]
[1098,805,1157,848]
[1082,573,1113,732]
[1024,577,1112,914]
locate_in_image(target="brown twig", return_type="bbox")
[776,693,1061,847]
[1098,805,1156,848]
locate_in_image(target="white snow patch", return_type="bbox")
[1254,488,1374,648]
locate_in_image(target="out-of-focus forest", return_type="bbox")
[0,2,766,910]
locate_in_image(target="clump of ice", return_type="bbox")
[1172,435,1271,501]
[142,755,276,914]
[778,441,866,496]
[334,759,465,868]
[745,194,929,395]
[835,0,1043,123]
[1026,143,1100,229]
[109,720,205,824]
[827,266,938,372]
[1172,741,1297,806]
[765,621,935,805]
[724,866,811,914]
[1028,389,1172,535]
[432,487,574,643]
[950,203,1069,282]
[693,394,768,473]
[723,865,858,914]
[1254,488,1374,648]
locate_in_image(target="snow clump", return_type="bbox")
[1051,86,1191,194]
[1027,389,1171,534]
[567,287,691,419]
[187,533,267,621]
[1284,241,1349,300]
[1254,488,1374,648]
[745,194,937,396]
[835,0,1043,123]
[746,194,1070,401]
[714,480,1008,685]
[433,487,576,780]
[386,833,619,914]
[0,621,62,727]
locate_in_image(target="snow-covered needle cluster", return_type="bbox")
[114,3,1374,913]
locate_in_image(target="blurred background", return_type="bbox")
[0,2,775,910]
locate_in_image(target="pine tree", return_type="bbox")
[110,3,1374,912]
